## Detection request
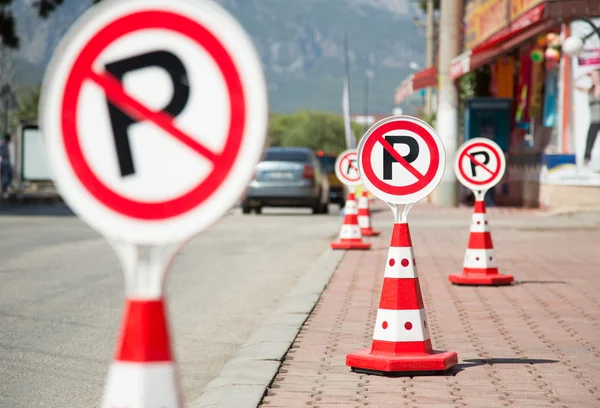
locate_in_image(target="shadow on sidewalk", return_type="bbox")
[514,280,568,285]
[353,358,559,378]
[450,357,559,374]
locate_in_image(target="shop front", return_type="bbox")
[537,15,600,212]
[393,0,600,209]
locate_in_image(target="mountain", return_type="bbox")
[10,0,426,114]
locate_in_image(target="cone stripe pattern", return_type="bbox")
[101,299,182,408]
[331,192,371,250]
[448,200,514,285]
[357,191,381,236]
[372,224,429,348]
[346,223,458,373]
[464,201,499,274]
[116,300,172,362]
[357,194,370,229]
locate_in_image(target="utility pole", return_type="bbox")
[363,70,374,134]
[431,0,463,207]
[424,0,434,118]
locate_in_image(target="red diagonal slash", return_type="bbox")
[376,135,424,180]
[88,70,219,164]
[465,153,494,176]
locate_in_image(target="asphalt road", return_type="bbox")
[0,203,343,407]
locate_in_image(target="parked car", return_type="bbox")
[316,151,346,208]
[242,147,330,214]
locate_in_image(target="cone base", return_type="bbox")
[101,362,181,408]
[448,273,514,286]
[361,228,381,237]
[331,240,371,250]
[346,348,458,374]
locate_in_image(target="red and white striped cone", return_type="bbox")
[101,299,182,408]
[448,200,514,285]
[358,191,381,237]
[346,223,458,373]
[331,191,371,250]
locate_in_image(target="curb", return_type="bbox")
[190,247,346,408]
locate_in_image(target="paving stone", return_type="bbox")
[257,204,600,408]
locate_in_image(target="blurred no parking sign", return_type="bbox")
[38,0,268,406]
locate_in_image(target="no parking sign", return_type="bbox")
[39,0,268,406]
[335,149,361,187]
[358,116,445,205]
[41,0,267,244]
[454,138,506,194]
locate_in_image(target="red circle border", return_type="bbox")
[337,151,360,183]
[61,10,246,220]
[457,142,502,186]
[360,120,440,196]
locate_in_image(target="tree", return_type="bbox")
[16,84,40,122]
[0,43,16,133]
[268,111,362,154]
[1,0,66,48]
[417,0,440,13]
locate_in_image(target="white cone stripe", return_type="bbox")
[345,201,358,215]
[373,309,430,342]
[358,215,370,228]
[384,247,418,278]
[101,362,180,408]
[340,225,361,239]
[464,249,498,268]
[358,196,369,208]
[470,214,490,233]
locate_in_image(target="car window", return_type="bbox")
[263,150,310,162]
[317,156,336,173]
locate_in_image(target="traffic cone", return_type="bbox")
[101,299,182,408]
[358,191,381,237]
[448,200,514,285]
[331,191,371,250]
[346,223,458,374]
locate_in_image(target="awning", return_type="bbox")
[394,66,437,104]
[450,2,557,80]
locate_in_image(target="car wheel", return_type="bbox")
[254,207,262,214]
[338,200,345,209]
[322,202,330,214]
[312,199,323,214]
[242,206,251,214]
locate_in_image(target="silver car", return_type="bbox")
[242,147,330,214]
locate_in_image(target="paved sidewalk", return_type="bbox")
[260,204,600,408]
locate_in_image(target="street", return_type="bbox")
[0,204,343,407]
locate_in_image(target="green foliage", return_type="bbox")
[16,83,41,122]
[423,111,436,129]
[417,0,440,13]
[268,111,361,154]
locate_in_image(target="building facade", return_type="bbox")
[395,0,600,210]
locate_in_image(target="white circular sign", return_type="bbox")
[334,149,361,187]
[357,115,445,204]
[39,0,268,244]
[454,137,506,192]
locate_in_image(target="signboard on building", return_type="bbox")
[464,0,545,50]
[510,0,544,21]
[465,0,508,50]
[570,18,600,172]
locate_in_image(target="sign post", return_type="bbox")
[449,137,513,285]
[39,0,268,406]
[346,115,458,374]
